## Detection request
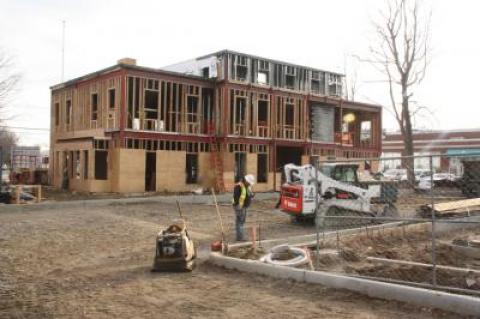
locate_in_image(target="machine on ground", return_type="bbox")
[279,163,398,224]
[152,219,197,272]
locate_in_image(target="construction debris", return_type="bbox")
[418,197,480,217]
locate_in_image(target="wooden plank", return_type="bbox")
[429,198,480,213]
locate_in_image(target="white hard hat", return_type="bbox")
[244,174,255,185]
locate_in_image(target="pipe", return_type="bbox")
[262,244,309,267]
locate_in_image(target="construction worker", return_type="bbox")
[232,174,255,241]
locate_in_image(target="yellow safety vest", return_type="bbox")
[238,183,247,208]
[233,182,247,208]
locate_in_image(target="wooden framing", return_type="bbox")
[50,57,382,193]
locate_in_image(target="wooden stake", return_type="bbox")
[175,200,185,220]
[251,226,257,251]
[211,188,228,253]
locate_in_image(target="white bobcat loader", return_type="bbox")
[279,163,398,224]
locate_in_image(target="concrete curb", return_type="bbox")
[0,192,279,213]
[209,252,480,317]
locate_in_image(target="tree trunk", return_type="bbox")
[402,85,415,186]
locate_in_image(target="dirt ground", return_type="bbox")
[314,223,480,291]
[0,199,467,318]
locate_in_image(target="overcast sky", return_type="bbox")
[1,0,479,148]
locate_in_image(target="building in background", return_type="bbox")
[8,145,49,185]
[50,50,382,193]
[10,146,48,171]
[382,129,480,174]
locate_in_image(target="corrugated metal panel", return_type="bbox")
[311,104,334,142]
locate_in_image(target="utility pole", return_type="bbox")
[61,20,65,82]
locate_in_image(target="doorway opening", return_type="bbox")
[186,154,198,184]
[145,152,156,192]
[276,146,302,169]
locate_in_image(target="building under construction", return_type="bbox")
[49,50,382,193]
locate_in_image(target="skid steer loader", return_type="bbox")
[279,163,398,225]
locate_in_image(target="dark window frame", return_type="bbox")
[91,93,98,121]
[108,88,116,109]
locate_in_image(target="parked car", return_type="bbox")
[432,173,459,187]
[399,169,431,184]
[383,169,406,181]
[417,172,460,191]
[416,175,433,191]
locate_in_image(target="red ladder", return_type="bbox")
[209,136,225,192]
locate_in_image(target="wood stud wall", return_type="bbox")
[126,76,213,135]
[52,76,122,133]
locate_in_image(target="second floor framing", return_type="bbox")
[52,73,122,133]
[51,63,381,151]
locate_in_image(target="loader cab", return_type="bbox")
[320,163,360,184]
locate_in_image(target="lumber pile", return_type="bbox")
[418,198,480,217]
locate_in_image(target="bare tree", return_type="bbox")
[0,47,21,121]
[0,47,21,167]
[0,129,18,165]
[368,0,431,183]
